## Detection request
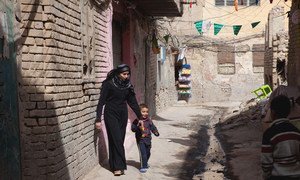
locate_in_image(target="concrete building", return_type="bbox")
[158,0,290,104]
[0,0,181,179]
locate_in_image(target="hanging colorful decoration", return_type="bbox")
[195,20,203,34]
[194,20,213,34]
[194,20,262,36]
[214,23,224,35]
[234,0,238,11]
[163,34,170,44]
[233,25,242,35]
[151,31,160,54]
[251,21,260,28]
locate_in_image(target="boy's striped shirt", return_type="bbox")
[261,118,300,178]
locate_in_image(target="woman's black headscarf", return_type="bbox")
[105,64,132,90]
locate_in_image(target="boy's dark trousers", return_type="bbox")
[138,141,151,169]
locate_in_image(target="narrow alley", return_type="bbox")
[1,0,300,180]
[83,101,262,180]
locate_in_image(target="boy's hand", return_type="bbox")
[138,120,143,126]
[95,122,102,130]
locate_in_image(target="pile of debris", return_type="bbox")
[220,97,268,129]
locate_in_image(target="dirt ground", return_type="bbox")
[216,100,264,180]
[83,101,263,180]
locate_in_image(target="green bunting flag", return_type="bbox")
[214,23,224,35]
[194,20,203,34]
[233,25,242,35]
[251,21,260,28]
[163,34,170,44]
[194,20,260,35]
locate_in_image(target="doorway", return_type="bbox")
[112,20,122,68]
[0,1,21,179]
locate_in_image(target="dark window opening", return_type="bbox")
[112,20,123,68]
[83,63,88,75]
[276,59,286,82]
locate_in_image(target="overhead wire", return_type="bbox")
[176,0,287,34]
[156,0,290,46]
[216,0,276,35]
[195,0,269,36]
[157,0,289,24]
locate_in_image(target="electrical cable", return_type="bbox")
[156,0,290,47]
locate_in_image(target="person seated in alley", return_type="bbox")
[261,95,300,180]
[131,104,159,173]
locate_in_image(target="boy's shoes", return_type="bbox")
[139,168,147,173]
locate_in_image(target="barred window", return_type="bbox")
[215,0,260,6]
[217,45,235,75]
[252,44,265,73]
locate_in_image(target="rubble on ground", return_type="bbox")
[220,97,269,127]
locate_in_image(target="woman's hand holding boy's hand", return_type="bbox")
[95,122,102,130]
[137,120,143,126]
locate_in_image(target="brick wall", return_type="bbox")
[264,6,289,89]
[18,0,112,179]
[147,50,158,115]
[265,32,289,88]
[288,1,300,88]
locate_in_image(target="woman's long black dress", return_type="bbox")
[96,79,141,171]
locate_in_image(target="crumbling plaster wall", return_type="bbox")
[265,31,289,88]
[185,38,265,103]
[264,6,289,89]
[158,1,292,104]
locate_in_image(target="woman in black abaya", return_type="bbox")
[95,64,141,176]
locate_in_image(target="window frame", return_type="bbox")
[215,0,260,6]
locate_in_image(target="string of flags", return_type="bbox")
[194,20,261,35]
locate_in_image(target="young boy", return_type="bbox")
[131,104,159,173]
[261,95,300,180]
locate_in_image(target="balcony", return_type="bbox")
[134,0,182,17]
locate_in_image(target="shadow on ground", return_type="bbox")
[163,114,211,180]
[152,115,173,122]
[126,160,141,170]
[215,100,264,180]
